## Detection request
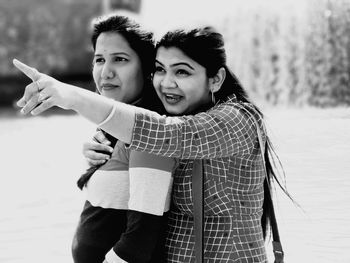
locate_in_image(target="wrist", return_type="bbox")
[66,84,79,111]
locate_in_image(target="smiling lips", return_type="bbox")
[164,93,183,104]
[101,83,119,90]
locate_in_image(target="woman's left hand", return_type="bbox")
[13,59,76,115]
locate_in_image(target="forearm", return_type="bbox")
[70,85,113,124]
[70,86,135,144]
[127,103,258,159]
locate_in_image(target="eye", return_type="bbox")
[176,69,190,76]
[154,66,165,74]
[93,57,105,64]
[114,57,128,62]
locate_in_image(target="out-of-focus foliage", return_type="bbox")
[1,0,350,107]
[0,0,101,105]
[216,0,350,107]
[0,0,100,76]
[305,0,350,106]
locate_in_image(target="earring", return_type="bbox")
[211,90,216,104]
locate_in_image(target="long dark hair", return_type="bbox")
[156,26,294,239]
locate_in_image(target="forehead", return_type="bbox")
[156,47,203,69]
[95,32,134,54]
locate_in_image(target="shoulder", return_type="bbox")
[208,98,266,140]
[206,98,253,124]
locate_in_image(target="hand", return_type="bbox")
[13,59,76,115]
[83,130,113,166]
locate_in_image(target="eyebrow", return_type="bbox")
[94,52,130,57]
[155,59,194,70]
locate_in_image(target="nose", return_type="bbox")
[160,73,177,89]
[101,63,115,80]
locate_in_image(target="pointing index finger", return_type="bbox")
[13,59,40,81]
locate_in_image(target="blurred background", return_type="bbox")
[0,0,349,262]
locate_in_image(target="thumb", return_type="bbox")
[17,97,27,107]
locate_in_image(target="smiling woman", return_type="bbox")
[153,47,216,115]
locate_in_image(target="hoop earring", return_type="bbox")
[211,90,216,104]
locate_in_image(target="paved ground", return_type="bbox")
[0,107,349,262]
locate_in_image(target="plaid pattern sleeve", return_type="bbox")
[129,99,257,159]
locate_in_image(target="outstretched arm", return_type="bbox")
[13,59,135,144]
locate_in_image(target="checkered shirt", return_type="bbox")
[128,96,268,262]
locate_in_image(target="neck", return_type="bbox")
[130,96,143,106]
[190,100,214,115]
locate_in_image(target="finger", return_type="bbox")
[84,142,114,154]
[101,138,111,145]
[13,59,41,81]
[86,151,111,161]
[92,133,102,143]
[17,82,40,109]
[17,97,26,107]
[94,143,113,154]
[93,130,106,143]
[94,131,111,145]
[38,90,51,103]
[20,93,40,115]
[86,158,107,166]
[23,82,40,105]
[30,97,54,115]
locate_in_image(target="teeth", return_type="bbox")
[165,94,180,99]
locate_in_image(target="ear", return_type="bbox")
[209,67,226,93]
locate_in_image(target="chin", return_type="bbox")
[164,105,185,116]
[103,92,121,101]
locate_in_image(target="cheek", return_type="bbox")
[128,64,143,84]
[185,80,201,96]
[129,81,143,97]
[186,80,209,102]
[92,66,99,81]
[132,69,144,92]
[152,76,161,92]
[92,67,101,92]
[124,71,143,99]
